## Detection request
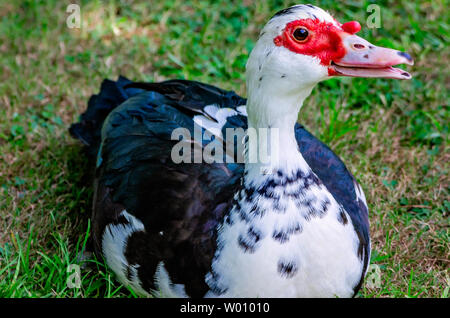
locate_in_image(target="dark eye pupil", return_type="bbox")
[293,28,308,41]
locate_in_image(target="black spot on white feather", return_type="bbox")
[271,4,309,20]
[304,171,321,189]
[277,259,298,278]
[302,196,330,220]
[284,169,318,185]
[224,214,233,226]
[206,270,228,296]
[273,230,290,243]
[258,188,280,201]
[289,222,302,234]
[244,186,256,202]
[272,200,286,213]
[261,178,279,190]
[238,234,257,253]
[209,283,228,296]
[272,222,302,244]
[249,226,262,240]
[232,199,241,213]
[238,208,250,223]
[337,207,348,225]
[286,186,307,200]
[320,198,331,216]
[296,196,316,209]
[112,214,130,225]
[271,7,296,18]
[249,203,265,218]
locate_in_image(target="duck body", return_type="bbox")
[71,4,413,298]
[71,76,369,297]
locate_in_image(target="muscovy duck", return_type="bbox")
[70,4,413,298]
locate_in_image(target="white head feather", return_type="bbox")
[245,5,338,130]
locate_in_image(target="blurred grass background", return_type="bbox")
[0,0,448,297]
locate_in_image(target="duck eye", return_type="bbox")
[292,27,309,42]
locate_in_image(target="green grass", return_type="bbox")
[0,0,448,297]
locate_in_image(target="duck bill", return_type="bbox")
[329,34,414,79]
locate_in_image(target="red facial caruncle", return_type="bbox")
[341,21,361,34]
[273,19,361,75]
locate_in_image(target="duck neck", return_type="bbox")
[244,84,315,182]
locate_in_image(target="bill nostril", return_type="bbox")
[352,43,366,50]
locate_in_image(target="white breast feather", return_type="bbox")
[102,210,150,297]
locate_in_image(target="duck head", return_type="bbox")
[247,5,413,98]
[245,4,413,129]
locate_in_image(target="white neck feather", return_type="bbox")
[244,78,315,181]
[241,12,328,180]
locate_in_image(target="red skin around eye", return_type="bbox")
[273,19,348,75]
